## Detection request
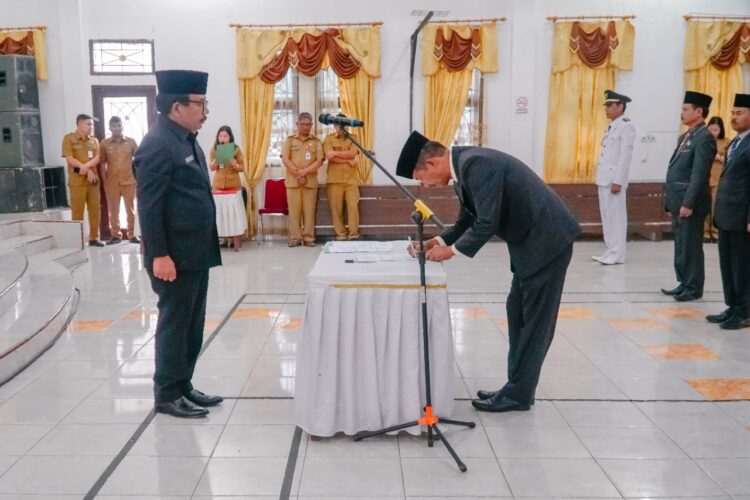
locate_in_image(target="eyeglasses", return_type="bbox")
[186,99,209,112]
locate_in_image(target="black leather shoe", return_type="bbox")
[107,238,122,245]
[155,397,208,418]
[88,240,105,247]
[476,389,500,400]
[661,286,684,296]
[674,292,702,302]
[471,395,531,413]
[720,316,750,330]
[184,389,223,407]
[129,236,141,244]
[476,389,534,405]
[707,309,733,324]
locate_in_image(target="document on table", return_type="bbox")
[323,241,395,253]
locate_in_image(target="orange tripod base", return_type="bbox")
[417,406,439,427]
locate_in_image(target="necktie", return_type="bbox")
[726,136,741,161]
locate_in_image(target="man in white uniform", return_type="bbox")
[593,90,636,265]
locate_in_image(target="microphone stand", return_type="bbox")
[336,126,476,473]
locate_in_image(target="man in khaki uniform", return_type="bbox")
[281,112,324,247]
[323,115,360,240]
[62,114,103,246]
[100,116,140,244]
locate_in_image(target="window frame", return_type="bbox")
[89,39,156,76]
[452,69,485,147]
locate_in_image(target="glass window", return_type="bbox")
[267,70,299,159]
[90,40,154,75]
[452,69,485,147]
[315,67,341,139]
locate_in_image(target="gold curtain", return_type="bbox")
[238,78,276,237]
[337,27,380,185]
[236,27,381,80]
[421,23,498,145]
[543,20,634,183]
[339,70,374,184]
[684,21,749,131]
[0,30,48,80]
[236,26,381,233]
[424,69,474,145]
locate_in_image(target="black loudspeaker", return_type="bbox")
[0,112,44,167]
[0,166,67,213]
[0,166,45,212]
[0,55,39,112]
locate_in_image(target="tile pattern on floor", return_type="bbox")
[0,240,747,499]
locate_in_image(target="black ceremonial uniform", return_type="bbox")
[713,93,750,327]
[135,101,221,404]
[663,91,716,300]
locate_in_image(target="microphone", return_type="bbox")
[318,113,364,127]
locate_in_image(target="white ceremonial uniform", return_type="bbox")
[595,115,636,264]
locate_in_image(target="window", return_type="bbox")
[268,70,299,159]
[452,69,485,146]
[266,68,343,161]
[315,67,341,139]
[101,97,149,143]
[90,40,155,75]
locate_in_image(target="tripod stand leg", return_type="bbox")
[439,418,476,429]
[431,424,467,472]
[427,425,433,447]
[353,420,420,441]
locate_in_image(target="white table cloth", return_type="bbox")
[212,190,247,237]
[294,241,454,436]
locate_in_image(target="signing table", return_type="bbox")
[212,189,247,250]
[294,240,455,437]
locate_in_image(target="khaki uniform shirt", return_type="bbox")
[61,132,99,187]
[281,134,324,188]
[209,145,244,190]
[323,132,359,185]
[100,136,138,187]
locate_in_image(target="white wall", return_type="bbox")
[3,0,750,183]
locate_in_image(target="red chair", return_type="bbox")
[257,178,288,241]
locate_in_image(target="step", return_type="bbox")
[0,258,76,385]
[33,247,88,271]
[0,221,21,241]
[0,250,29,318]
[0,234,54,257]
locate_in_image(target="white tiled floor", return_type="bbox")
[0,239,748,499]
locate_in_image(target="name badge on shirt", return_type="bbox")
[305,151,312,161]
[185,155,195,164]
[87,149,94,159]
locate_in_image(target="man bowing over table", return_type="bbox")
[397,132,580,413]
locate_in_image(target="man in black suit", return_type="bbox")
[661,91,717,302]
[707,93,750,330]
[396,132,580,413]
[134,70,223,418]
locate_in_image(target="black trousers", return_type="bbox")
[500,243,573,406]
[670,211,705,296]
[147,268,209,403]
[718,229,750,319]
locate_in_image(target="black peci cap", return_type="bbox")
[734,93,750,108]
[684,91,712,108]
[396,131,430,179]
[155,70,208,95]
